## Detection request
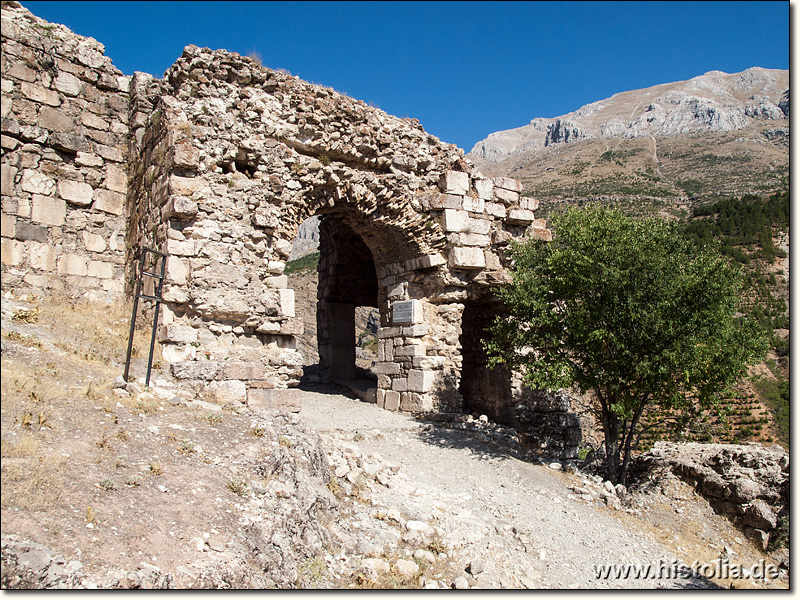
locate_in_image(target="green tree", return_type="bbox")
[485,207,768,484]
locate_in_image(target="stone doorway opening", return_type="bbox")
[458,298,514,424]
[287,214,380,397]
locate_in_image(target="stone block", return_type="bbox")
[268,275,288,288]
[81,112,108,131]
[506,209,535,225]
[171,361,220,380]
[161,344,195,363]
[494,187,520,205]
[439,170,469,195]
[173,138,199,169]
[383,390,401,411]
[87,260,114,279]
[38,106,74,132]
[53,72,82,96]
[418,253,446,268]
[462,196,484,213]
[58,254,87,276]
[75,152,104,168]
[1,212,15,238]
[49,132,90,153]
[407,370,435,393]
[27,241,56,271]
[166,238,195,256]
[7,63,37,82]
[165,256,188,285]
[391,377,408,392]
[395,345,426,357]
[208,380,247,405]
[82,231,106,252]
[247,388,302,412]
[158,323,198,344]
[485,202,506,219]
[392,299,423,324]
[279,317,303,335]
[442,209,469,232]
[58,180,94,206]
[465,217,491,235]
[167,196,198,219]
[20,82,60,106]
[402,324,429,337]
[1,164,17,196]
[474,178,494,200]
[457,233,491,246]
[375,362,401,375]
[412,355,447,369]
[449,247,485,269]
[220,361,269,380]
[267,261,285,274]
[21,170,55,195]
[95,143,124,162]
[493,177,523,193]
[520,197,539,211]
[256,320,281,334]
[104,164,127,193]
[169,175,211,198]
[426,194,463,210]
[400,392,433,412]
[1,239,25,266]
[14,221,46,242]
[277,288,295,317]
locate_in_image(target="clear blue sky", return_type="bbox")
[22,1,789,152]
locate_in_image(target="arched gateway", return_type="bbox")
[127,45,551,417]
[1,4,580,456]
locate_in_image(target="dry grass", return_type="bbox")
[1,450,65,510]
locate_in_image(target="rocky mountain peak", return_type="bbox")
[469,67,789,163]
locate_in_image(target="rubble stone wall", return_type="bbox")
[1,1,578,451]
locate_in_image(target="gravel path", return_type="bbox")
[300,387,716,589]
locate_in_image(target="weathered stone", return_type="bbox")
[21,170,55,195]
[439,170,469,195]
[449,247,485,269]
[1,164,17,196]
[157,324,198,344]
[506,208,535,225]
[30,195,66,226]
[38,106,74,132]
[171,361,220,380]
[87,260,114,278]
[58,180,94,205]
[247,388,302,412]
[20,82,61,106]
[744,499,777,530]
[104,164,127,193]
[82,231,106,252]
[1,213,16,238]
[407,369,435,393]
[58,253,87,276]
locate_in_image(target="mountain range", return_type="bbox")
[467,67,788,203]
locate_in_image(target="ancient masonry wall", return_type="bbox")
[0,2,579,455]
[1,2,129,302]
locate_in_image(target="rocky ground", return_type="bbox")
[0,293,790,589]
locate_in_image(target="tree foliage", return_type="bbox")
[486,207,768,484]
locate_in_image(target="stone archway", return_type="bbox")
[125,44,551,414]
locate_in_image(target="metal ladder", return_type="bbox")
[124,247,169,388]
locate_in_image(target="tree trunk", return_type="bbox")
[601,410,622,484]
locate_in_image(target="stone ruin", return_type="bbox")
[0,1,580,457]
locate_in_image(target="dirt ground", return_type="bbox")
[0,292,789,589]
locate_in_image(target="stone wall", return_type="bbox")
[0,1,578,448]
[1,1,129,303]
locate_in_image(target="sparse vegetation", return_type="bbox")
[285,251,320,274]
